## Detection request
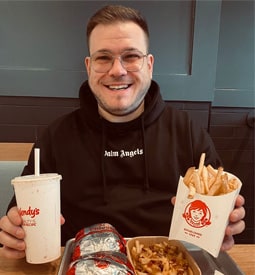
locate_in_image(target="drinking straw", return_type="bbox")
[34,148,40,176]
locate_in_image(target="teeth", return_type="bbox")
[108,85,128,90]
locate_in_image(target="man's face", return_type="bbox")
[85,22,154,121]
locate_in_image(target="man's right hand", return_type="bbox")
[0,206,26,259]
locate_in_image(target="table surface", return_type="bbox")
[0,244,254,275]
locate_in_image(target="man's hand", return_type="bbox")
[0,207,26,259]
[221,194,245,251]
[0,207,66,259]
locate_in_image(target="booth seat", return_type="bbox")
[0,143,33,217]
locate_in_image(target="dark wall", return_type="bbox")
[210,107,255,244]
[0,96,79,142]
[0,96,211,142]
[214,0,254,107]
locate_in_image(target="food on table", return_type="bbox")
[67,251,135,274]
[72,223,126,261]
[126,237,201,275]
[130,240,193,274]
[183,153,239,198]
[66,223,135,274]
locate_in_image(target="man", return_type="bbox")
[0,5,245,259]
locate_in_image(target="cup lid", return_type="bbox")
[11,173,62,184]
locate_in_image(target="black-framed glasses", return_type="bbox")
[90,50,148,73]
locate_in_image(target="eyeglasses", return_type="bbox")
[90,50,148,73]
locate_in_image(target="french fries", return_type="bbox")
[130,240,194,275]
[184,153,239,198]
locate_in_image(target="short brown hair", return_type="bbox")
[87,5,150,52]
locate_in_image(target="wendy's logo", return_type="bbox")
[18,206,40,218]
[182,200,211,228]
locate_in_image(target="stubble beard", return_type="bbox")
[95,88,147,118]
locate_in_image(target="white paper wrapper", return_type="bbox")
[169,172,242,258]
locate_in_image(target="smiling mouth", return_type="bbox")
[106,84,131,91]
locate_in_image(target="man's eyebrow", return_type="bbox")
[91,49,112,55]
[92,48,141,55]
[122,47,140,52]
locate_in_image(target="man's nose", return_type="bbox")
[108,57,127,75]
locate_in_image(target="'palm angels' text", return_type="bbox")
[104,148,143,158]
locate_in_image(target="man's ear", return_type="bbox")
[85,56,91,75]
[147,54,154,78]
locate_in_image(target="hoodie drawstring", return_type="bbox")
[141,115,150,192]
[101,122,108,204]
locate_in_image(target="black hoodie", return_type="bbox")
[8,80,221,245]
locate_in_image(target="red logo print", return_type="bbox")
[18,206,40,218]
[182,200,211,228]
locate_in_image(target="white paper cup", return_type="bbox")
[169,171,242,258]
[11,173,62,264]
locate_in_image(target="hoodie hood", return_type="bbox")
[78,80,165,132]
[78,80,166,202]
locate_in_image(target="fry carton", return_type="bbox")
[169,169,242,258]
